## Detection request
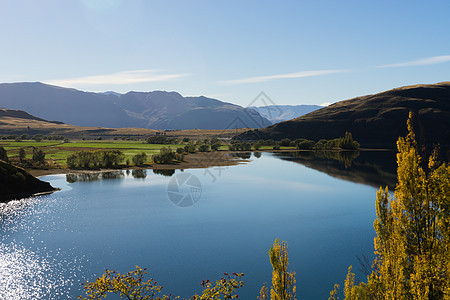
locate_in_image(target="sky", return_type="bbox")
[1,0,450,107]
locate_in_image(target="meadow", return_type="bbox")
[0,137,313,173]
[0,139,187,168]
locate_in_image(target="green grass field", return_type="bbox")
[0,139,298,168]
[0,140,185,167]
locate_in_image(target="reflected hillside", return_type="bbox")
[274,150,397,189]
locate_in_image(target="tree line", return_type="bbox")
[67,150,125,168]
[1,145,46,167]
[230,132,360,151]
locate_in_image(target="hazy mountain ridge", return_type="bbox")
[110,91,271,129]
[0,82,271,130]
[250,104,323,123]
[238,82,450,149]
[0,82,138,128]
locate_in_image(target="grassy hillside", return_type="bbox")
[238,82,450,150]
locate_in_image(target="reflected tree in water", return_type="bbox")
[152,169,175,177]
[131,169,147,179]
[281,150,360,168]
[230,152,252,159]
[275,150,397,189]
[66,171,124,183]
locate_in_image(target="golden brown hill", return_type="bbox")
[238,82,450,150]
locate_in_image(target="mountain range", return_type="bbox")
[250,104,323,123]
[238,82,450,150]
[0,82,271,130]
[2,81,449,151]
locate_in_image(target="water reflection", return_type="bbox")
[275,150,397,189]
[131,169,147,179]
[230,152,252,159]
[152,169,175,177]
[283,150,361,168]
[66,171,124,183]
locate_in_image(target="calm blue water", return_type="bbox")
[0,152,380,299]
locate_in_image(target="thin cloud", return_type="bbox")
[219,69,348,85]
[45,69,190,86]
[378,55,450,68]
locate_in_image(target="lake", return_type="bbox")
[0,151,396,299]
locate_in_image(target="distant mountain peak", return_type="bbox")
[101,91,122,97]
[251,104,323,124]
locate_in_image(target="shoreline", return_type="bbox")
[28,148,393,177]
[29,151,250,177]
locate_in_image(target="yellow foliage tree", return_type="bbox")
[79,266,244,300]
[328,284,340,300]
[260,238,297,300]
[78,266,171,300]
[334,112,450,299]
[258,286,270,300]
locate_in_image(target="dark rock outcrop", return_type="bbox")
[0,160,57,202]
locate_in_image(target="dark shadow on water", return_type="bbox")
[66,171,125,183]
[152,169,175,177]
[273,150,398,189]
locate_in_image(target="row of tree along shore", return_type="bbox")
[0,132,360,171]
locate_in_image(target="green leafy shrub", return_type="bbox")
[297,140,315,150]
[198,144,210,152]
[146,135,177,144]
[132,152,147,165]
[66,150,124,168]
[152,147,175,164]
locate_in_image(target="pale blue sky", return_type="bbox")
[1,0,449,106]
